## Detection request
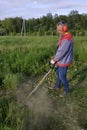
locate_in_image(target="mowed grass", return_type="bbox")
[0,36,87,130]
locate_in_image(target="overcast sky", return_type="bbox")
[0,0,87,20]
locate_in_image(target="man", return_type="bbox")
[50,20,73,97]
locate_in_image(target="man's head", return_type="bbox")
[56,20,68,35]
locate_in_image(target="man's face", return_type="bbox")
[57,25,64,35]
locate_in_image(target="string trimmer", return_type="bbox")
[25,68,53,103]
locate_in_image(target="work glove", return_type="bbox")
[50,59,57,69]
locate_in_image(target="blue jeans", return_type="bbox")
[55,66,70,93]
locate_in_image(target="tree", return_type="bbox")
[53,14,58,19]
[69,10,79,16]
[0,10,87,36]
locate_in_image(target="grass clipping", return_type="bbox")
[20,85,81,130]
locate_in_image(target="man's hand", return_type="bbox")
[50,59,55,65]
[50,59,57,69]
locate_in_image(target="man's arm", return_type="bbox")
[54,39,71,61]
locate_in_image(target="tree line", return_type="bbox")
[0,10,87,36]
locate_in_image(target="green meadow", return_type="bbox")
[0,36,87,130]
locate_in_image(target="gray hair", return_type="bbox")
[57,20,68,26]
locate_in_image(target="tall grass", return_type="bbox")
[74,36,87,62]
[0,36,87,130]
